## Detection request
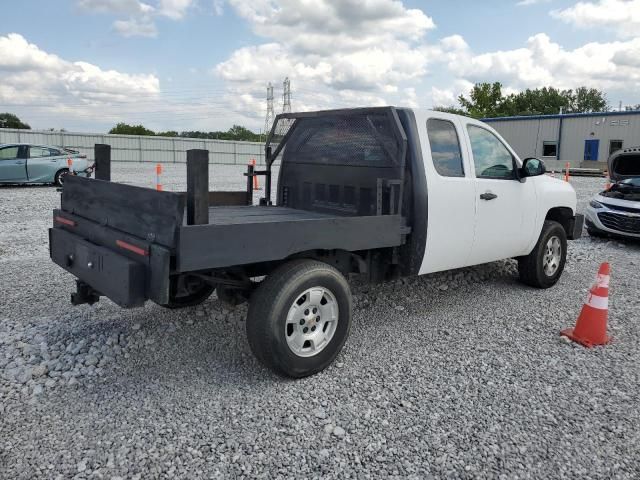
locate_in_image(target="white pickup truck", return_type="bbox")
[50,107,583,377]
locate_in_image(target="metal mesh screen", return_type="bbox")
[267,110,402,168]
[285,113,399,167]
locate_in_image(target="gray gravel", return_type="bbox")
[1,165,639,478]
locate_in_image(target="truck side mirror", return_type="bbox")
[521,157,546,177]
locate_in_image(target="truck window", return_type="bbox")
[467,125,515,179]
[426,119,464,177]
[0,146,19,160]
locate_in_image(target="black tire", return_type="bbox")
[518,220,567,288]
[161,275,215,309]
[246,259,352,378]
[54,169,69,187]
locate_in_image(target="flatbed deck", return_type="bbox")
[189,206,338,226]
[177,205,406,272]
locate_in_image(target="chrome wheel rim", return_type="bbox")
[543,236,562,276]
[285,287,339,358]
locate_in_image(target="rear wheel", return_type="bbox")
[161,274,215,309]
[54,168,70,186]
[246,259,352,378]
[518,220,567,288]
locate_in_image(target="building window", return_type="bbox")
[609,140,623,155]
[542,141,557,157]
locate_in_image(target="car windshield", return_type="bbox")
[620,178,640,187]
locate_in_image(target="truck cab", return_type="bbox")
[412,110,579,274]
[49,107,583,378]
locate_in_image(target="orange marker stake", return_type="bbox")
[251,159,260,190]
[156,163,163,191]
[564,162,570,182]
[67,158,74,174]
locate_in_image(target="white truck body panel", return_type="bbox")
[412,110,576,275]
[415,112,477,273]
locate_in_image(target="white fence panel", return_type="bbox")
[0,128,264,164]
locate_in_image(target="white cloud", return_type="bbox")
[77,0,155,14]
[158,0,193,19]
[551,0,640,37]
[212,0,224,15]
[76,0,194,37]
[516,0,551,6]
[113,16,158,37]
[216,0,435,118]
[0,33,160,127]
[446,33,640,94]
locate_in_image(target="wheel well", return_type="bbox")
[286,249,367,276]
[545,207,573,236]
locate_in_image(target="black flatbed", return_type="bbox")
[194,206,338,226]
[177,205,405,272]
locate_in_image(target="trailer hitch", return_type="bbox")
[70,280,101,306]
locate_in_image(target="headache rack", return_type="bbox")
[257,107,408,218]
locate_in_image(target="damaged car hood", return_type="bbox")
[608,147,640,182]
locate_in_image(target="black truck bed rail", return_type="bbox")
[61,175,185,248]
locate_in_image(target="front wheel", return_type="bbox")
[246,259,352,378]
[518,220,567,288]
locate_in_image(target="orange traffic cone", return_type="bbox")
[561,262,611,347]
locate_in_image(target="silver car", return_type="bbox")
[0,143,93,186]
[586,147,640,239]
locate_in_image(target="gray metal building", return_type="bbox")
[483,111,640,170]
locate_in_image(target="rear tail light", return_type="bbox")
[116,239,148,256]
[54,215,76,227]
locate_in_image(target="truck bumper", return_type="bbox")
[49,227,147,308]
[568,214,585,240]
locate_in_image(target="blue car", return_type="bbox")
[0,143,93,186]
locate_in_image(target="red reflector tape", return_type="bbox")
[116,239,148,256]
[54,216,76,227]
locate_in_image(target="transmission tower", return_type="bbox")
[263,82,275,137]
[282,77,291,113]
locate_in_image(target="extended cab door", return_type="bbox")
[418,114,477,273]
[463,122,537,265]
[0,145,27,182]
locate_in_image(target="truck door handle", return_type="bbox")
[480,192,497,201]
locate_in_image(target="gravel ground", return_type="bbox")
[1,165,639,479]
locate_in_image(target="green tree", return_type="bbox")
[433,106,468,116]
[455,83,609,118]
[156,130,179,137]
[225,125,262,141]
[458,82,505,118]
[109,123,155,135]
[0,113,31,129]
[566,87,608,113]
[178,126,261,141]
[501,87,570,116]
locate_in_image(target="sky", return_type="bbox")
[1,0,640,133]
